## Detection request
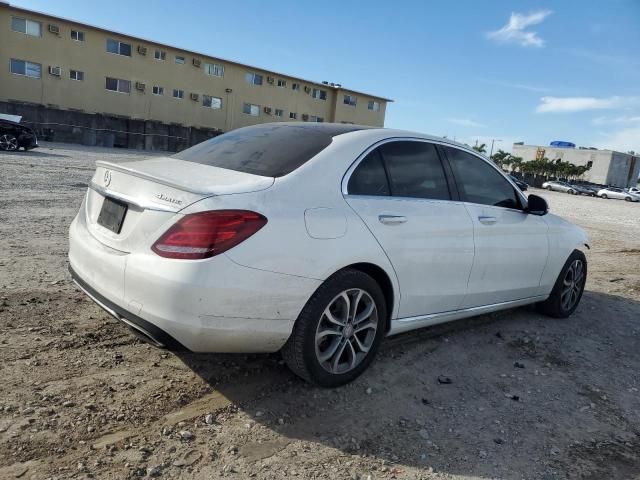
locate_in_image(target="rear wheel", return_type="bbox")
[282,269,386,387]
[538,250,587,318]
[0,133,18,151]
[568,189,575,195]
[625,197,632,202]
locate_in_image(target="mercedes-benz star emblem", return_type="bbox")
[103,170,112,187]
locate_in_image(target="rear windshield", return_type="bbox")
[173,123,369,177]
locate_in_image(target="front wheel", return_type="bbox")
[537,250,587,318]
[601,194,608,199]
[568,189,575,195]
[0,133,19,151]
[282,269,386,387]
[625,197,632,202]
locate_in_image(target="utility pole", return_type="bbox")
[489,139,502,159]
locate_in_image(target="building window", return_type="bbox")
[245,72,263,85]
[203,95,222,109]
[106,39,132,56]
[343,94,357,107]
[10,59,42,78]
[69,69,84,81]
[154,49,166,61]
[368,100,380,112]
[152,85,164,95]
[105,77,130,93]
[175,56,185,65]
[11,16,42,37]
[309,115,324,122]
[277,79,287,88]
[242,103,260,116]
[205,63,224,77]
[70,30,85,42]
[173,89,184,99]
[312,88,327,100]
[292,83,300,91]
[274,108,284,117]
[288,112,297,120]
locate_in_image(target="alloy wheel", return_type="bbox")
[0,134,18,151]
[560,259,584,311]
[315,289,378,375]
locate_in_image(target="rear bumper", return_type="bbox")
[70,265,187,350]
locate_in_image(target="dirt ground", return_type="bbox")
[1,143,639,480]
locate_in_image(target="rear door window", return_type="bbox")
[347,149,390,196]
[445,146,521,209]
[379,141,451,200]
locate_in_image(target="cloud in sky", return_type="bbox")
[487,10,553,47]
[595,126,640,153]
[478,78,550,93]
[447,118,487,128]
[592,115,640,126]
[536,96,640,113]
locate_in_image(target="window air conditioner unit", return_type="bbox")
[190,93,199,101]
[192,58,201,67]
[48,66,61,76]
[264,107,272,114]
[135,82,146,91]
[137,45,147,55]
[304,86,311,93]
[267,76,274,84]
[48,24,60,34]
[302,113,309,121]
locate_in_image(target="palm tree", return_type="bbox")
[491,149,510,169]
[509,156,523,174]
[473,143,487,154]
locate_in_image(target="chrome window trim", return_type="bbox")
[341,136,529,209]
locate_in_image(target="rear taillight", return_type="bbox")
[151,210,267,260]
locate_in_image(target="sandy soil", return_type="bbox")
[1,143,639,480]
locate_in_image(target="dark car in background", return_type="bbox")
[0,119,38,151]
[509,175,528,191]
[569,183,598,197]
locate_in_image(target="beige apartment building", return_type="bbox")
[0,2,391,149]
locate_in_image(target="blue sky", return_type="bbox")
[12,0,640,153]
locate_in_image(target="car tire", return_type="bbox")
[0,133,19,151]
[568,189,575,195]
[624,197,631,202]
[601,194,608,199]
[545,186,552,190]
[281,268,387,387]
[537,250,587,319]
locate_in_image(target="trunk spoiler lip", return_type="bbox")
[95,160,275,195]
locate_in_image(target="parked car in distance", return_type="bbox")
[627,187,640,195]
[542,180,578,194]
[597,187,639,202]
[568,183,598,197]
[0,118,38,151]
[509,175,528,191]
[69,123,590,387]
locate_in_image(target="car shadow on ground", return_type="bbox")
[176,290,640,478]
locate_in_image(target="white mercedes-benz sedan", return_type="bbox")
[69,123,589,387]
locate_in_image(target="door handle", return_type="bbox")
[378,215,407,225]
[478,216,497,225]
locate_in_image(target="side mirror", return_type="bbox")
[526,194,548,216]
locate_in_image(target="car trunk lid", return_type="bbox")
[84,158,274,253]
